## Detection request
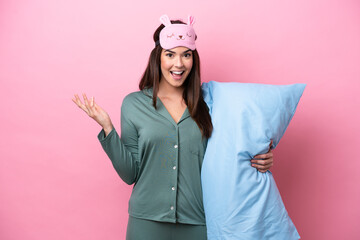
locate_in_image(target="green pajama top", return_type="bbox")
[97,87,208,225]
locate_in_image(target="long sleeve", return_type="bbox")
[95,88,207,225]
[97,97,139,185]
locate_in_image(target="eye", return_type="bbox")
[165,53,174,57]
[187,33,192,37]
[184,53,192,58]
[167,33,175,38]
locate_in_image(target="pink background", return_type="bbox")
[1,0,359,239]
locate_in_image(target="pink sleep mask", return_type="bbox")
[157,14,196,50]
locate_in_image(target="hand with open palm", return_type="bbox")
[72,93,114,136]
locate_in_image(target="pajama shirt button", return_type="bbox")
[173,166,177,170]
[172,187,175,191]
[170,206,174,210]
[174,145,178,148]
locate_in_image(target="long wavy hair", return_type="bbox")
[139,19,213,139]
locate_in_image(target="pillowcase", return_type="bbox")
[201,81,305,240]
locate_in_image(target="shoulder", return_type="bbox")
[121,89,151,111]
[123,90,143,104]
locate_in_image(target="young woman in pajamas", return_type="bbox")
[72,15,274,240]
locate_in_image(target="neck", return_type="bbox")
[158,79,184,99]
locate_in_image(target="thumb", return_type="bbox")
[94,100,99,108]
[92,101,99,111]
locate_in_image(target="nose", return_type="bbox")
[174,56,184,68]
[179,35,183,39]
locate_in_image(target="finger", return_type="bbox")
[73,94,82,105]
[251,159,265,165]
[72,97,83,108]
[74,94,89,114]
[253,152,273,159]
[83,94,94,110]
[253,162,273,170]
[91,96,94,107]
[269,140,273,151]
[251,159,273,167]
[93,101,98,109]
[82,93,93,115]
[93,100,101,111]
[251,159,273,165]
[83,93,91,109]
[83,93,89,104]
[75,94,86,106]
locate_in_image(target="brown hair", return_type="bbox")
[139,20,213,139]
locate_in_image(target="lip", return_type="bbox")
[170,71,184,75]
[170,71,184,80]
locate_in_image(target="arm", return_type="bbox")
[72,93,139,185]
[97,97,139,185]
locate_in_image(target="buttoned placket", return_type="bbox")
[144,88,191,219]
[169,126,180,214]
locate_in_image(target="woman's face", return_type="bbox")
[160,46,193,89]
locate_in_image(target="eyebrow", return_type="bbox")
[164,49,192,54]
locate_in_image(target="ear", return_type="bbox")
[187,15,195,26]
[160,14,171,27]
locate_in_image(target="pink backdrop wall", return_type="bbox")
[1,0,359,239]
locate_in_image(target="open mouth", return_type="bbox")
[170,71,184,78]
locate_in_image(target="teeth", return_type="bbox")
[172,71,183,74]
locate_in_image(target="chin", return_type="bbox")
[171,81,185,88]
[167,76,186,86]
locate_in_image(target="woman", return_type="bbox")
[72,15,273,240]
